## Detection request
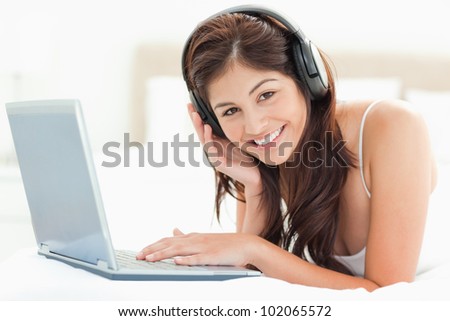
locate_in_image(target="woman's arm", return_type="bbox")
[249,236,381,291]
[236,183,266,234]
[138,231,380,291]
[362,100,434,285]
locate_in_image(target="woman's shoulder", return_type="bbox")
[337,98,436,195]
[336,99,425,138]
[363,99,433,174]
[337,99,421,122]
[361,99,427,143]
[366,99,422,122]
[336,99,431,169]
[360,100,435,188]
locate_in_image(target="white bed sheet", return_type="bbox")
[0,247,449,301]
[1,155,449,301]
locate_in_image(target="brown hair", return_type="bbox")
[183,13,356,275]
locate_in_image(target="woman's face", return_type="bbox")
[208,63,307,165]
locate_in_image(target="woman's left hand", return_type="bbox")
[136,228,259,267]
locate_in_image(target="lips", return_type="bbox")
[252,125,284,146]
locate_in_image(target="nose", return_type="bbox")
[244,107,269,136]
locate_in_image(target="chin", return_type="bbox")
[255,149,293,166]
[242,139,296,167]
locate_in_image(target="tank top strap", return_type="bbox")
[359,100,383,199]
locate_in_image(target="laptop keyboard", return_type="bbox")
[115,250,206,271]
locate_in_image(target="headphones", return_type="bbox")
[181,5,329,138]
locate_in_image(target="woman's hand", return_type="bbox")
[136,228,260,267]
[187,103,261,193]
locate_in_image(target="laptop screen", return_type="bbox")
[6,100,117,268]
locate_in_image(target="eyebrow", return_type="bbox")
[248,78,278,96]
[213,78,278,110]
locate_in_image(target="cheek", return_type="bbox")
[219,121,240,141]
[292,114,307,142]
[283,105,307,144]
[290,98,307,122]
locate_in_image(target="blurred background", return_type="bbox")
[1,0,449,262]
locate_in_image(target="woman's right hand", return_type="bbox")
[187,103,262,194]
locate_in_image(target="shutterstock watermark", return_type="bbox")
[101,132,349,168]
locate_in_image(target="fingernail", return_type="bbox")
[136,251,144,259]
[145,254,154,261]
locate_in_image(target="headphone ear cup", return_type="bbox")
[291,41,309,90]
[291,40,328,100]
[189,90,226,138]
[307,42,329,96]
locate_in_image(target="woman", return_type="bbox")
[136,6,437,291]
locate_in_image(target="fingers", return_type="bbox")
[174,254,213,266]
[136,232,200,261]
[172,227,184,236]
[135,233,247,267]
[144,247,194,263]
[203,122,214,144]
[203,125,225,168]
[187,103,206,145]
[187,103,231,165]
[188,103,228,147]
[137,238,198,262]
[187,102,195,114]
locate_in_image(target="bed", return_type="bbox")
[1,45,450,313]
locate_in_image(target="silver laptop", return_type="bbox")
[5,99,261,280]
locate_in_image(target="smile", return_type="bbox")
[253,125,285,146]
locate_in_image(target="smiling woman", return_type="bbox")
[136,5,437,291]
[208,66,308,166]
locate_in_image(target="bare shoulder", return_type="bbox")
[363,99,437,192]
[364,99,429,153]
[336,99,426,152]
[365,99,425,130]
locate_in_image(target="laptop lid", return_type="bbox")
[6,99,118,270]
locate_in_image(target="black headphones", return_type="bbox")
[181,5,329,138]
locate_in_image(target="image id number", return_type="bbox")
[260,305,331,317]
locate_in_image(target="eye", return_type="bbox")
[258,91,274,101]
[223,107,239,117]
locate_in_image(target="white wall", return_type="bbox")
[0,0,449,155]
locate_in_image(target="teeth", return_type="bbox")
[254,126,283,146]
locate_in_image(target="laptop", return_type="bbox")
[5,99,261,281]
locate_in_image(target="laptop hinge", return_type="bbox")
[40,243,50,255]
[97,259,109,270]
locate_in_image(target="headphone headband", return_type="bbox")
[182,5,307,83]
[209,5,307,42]
[182,5,329,138]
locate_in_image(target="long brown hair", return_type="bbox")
[183,12,356,275]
